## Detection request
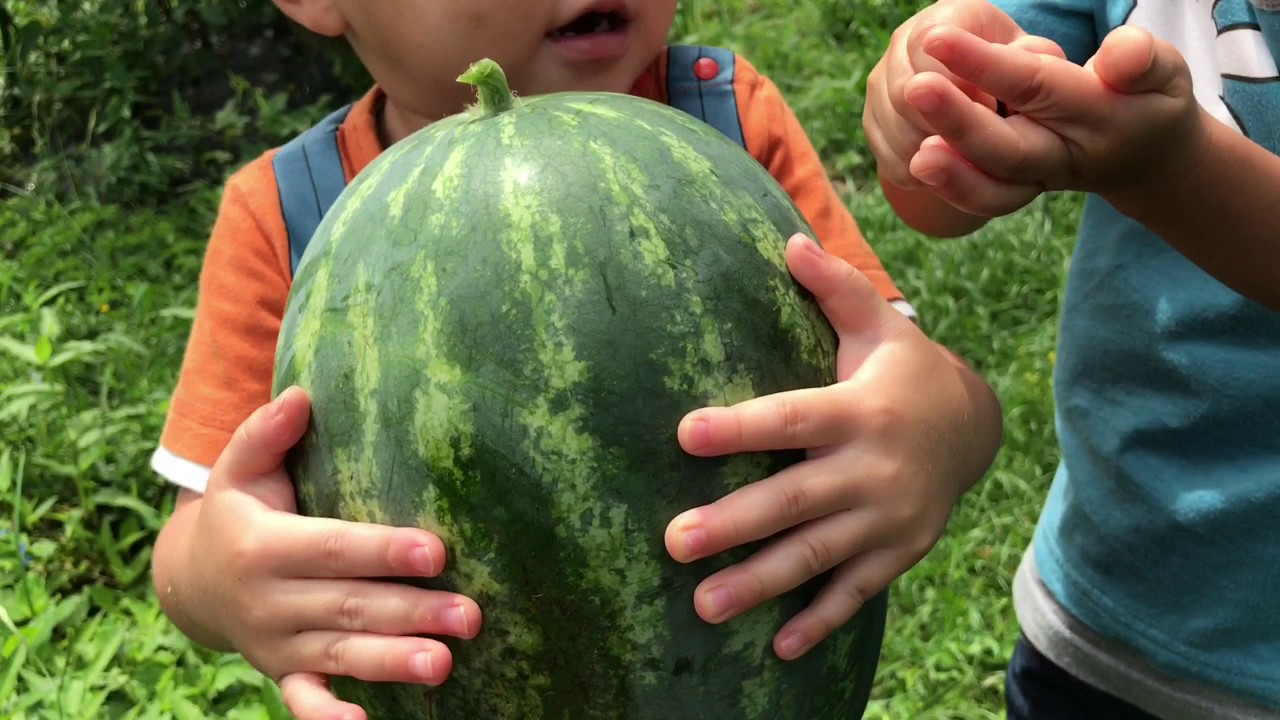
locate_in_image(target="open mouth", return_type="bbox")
[548,8,630,38]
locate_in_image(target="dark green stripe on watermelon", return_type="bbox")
[274,59,886,720]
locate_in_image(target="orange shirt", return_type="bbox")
[151,50,906,491]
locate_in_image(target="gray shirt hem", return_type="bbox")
[1012,547,1280,720]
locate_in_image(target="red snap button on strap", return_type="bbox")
[693,57,720,81]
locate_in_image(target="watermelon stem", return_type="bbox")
[458,58,517,116]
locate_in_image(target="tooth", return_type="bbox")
[593,17,610,33]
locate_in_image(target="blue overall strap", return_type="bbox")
[272,104,355,277]
[665,45,746,149]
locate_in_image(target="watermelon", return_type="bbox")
[272,58,887,719]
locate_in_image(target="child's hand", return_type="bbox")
[862,0,1064,190]
[901,24,1205,216]
[664,234,1001,661]
[178,388,481,720]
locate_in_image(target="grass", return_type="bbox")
[0,0,1081,717]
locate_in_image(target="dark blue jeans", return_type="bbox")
[1006,634,1163,720]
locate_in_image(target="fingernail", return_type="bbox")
[680,417,711,451]
[914,168,945,187]
[923,34,947,57]
[701,584,736,622]
[448,605,471,636]
[803,235,824,257]
[411,650,435,679]
[908,87,943,114]
[411,545,435,574]
[777,631,808,660]
[681,525,707,558]
[269,391,288,416]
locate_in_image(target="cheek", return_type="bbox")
[459,11,554,68]
[637,5,679,53]
[456,5,488,32]
[417,10,546,80]
[457,2,548,41]
[650,0,680,33]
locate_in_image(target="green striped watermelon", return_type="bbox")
[272,59,886,719]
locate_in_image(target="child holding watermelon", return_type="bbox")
[864,0,1280,717]
[149,1,1004,718]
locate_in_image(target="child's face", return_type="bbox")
[336,0,680,125]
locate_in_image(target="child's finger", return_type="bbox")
[687,508,875,627]
[903,69,1070,183]
[995,33,1069,116]
[904,1,1030,101]
[265,518,447,580]
[288,632,454,686]
[287,579,480,639]
[676,234,916,459]
[909,135,1046,217]
[664,454,858,564]
[771,548,901,660]
[919,24,1095,119]
[677,385,853,457]
[278,672,366,720]
[864,72,930,189]
[1093,25,1187,96]
[782,233,908,344]
[1008,34,1068,61]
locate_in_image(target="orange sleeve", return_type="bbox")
[732,56,904,303]
[157,153,292,469]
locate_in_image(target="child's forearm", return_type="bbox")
[879,172,990,238]
[1105,109,1280,311]
[152,491,235,653]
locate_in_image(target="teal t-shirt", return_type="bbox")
[991,0,1280,708]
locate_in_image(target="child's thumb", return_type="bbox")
[206,386,312,496]
[1093,25,1187,96]
[783,234,910,344]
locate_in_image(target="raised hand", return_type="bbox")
[901,24,1203,216]
[862,0,1064,190]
